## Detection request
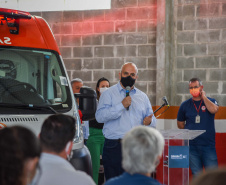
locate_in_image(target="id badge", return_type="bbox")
[195,115,200,123]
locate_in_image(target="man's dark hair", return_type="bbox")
[40,114,76,153]
[189,77,203,86]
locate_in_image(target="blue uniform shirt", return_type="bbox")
[95,82,157,139]
[177,97,218,146]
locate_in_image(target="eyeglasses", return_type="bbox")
[189,86,200,90]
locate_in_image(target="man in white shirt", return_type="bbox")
[35,114,95,185]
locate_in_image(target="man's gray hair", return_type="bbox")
[122,126,164,174]
[121,62,138,75]
[71,78,83,85]
[189,77,202,86]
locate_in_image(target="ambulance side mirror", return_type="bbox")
[74,86,97,121]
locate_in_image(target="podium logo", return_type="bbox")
[171,154,187,160]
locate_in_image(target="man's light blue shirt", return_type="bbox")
[95,82,157,139]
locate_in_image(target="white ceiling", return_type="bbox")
[0,0,111,12]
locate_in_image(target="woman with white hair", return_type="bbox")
[105,126,164,185]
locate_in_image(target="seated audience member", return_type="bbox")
[0,126,41,185]
[36,114,95,185]
[190,167,226,185]
[105,126,164,185]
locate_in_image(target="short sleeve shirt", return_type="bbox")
[177,97,218,146]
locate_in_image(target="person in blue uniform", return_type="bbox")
[105,126,164,185]
[177,77,219,175]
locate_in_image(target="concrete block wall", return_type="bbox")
[175,0,226,106]
[32,0,158,105]
[32,0,226,106]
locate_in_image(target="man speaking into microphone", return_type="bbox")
[96,62,157,180]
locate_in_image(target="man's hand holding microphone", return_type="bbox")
[122,86,131,110]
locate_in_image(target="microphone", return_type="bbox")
[126,86,130,110]
[154,96,170,115]
[162,96,169,106]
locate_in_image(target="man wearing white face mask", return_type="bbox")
[177,77,219,176]
[36,114,95,185]
[86,77,110,185]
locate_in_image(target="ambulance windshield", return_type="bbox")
[0,47,72,113]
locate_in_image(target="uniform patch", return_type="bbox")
[201,106,206,112]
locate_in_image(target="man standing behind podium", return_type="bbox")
[177,77,219,175]
[95,62,157,180]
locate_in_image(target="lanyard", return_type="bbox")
[192,100,202,115]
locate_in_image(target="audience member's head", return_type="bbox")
[40,114,76,159]
[122,126,164,176]
[0,126,41,185]
[71,78,83,94]
[190,167,226,185]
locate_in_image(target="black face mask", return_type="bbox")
[120,75,136,88]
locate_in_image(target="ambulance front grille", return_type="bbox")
[0,117,39,122]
